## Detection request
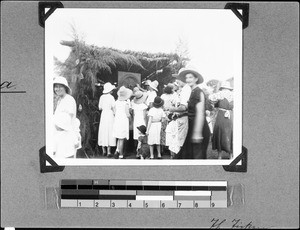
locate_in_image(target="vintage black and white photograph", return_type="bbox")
[45,9,242,165]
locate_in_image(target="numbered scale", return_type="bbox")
[60,180,227,209]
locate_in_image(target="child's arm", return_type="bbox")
[136,140,142,151]
[143,109,147,125]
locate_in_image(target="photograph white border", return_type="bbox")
[45,8,242,166]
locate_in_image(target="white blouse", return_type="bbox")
[209,90,233,103]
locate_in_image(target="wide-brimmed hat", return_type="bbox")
[137,125,147,135]
[54,112,72,131]
[219,81,233,90]
[172,73,185,83]
[178,65,204,84]
[117,86,133,101]
[133,90,147,104]
[148,80,159,91]
[152,96,164,108]
[144,80,151,86]
[133,86,140,94]
[103,82,116,94]
[53,76,72,94]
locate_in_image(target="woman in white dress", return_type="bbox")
[113,86,133,159]
[131,90,148,157]
[98,82,116,157]
[53,76,80,158]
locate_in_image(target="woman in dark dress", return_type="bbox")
[209,81,233,159]
[178,66,211,159]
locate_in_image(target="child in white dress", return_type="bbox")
[146,96,166,159]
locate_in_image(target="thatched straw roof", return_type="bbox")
[55,39,184,98]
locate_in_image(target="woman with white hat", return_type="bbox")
[177,66,211,159]
[112,86,133,159]
[53,76,79,158]
[131,90,148,137]
[166,74,192,159]
[131,90,148,158]
[209,81,234,159]
[145,80,158,108]
[98,82,117,157]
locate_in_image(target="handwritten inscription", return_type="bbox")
[210,218,267,229]
[1,81,17,90]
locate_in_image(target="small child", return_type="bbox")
[146,96,166,159]
[136,125,150,160]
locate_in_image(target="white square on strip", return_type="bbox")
[111,200,128,208]
[177,200,194,208]
[94,200,110,208]
[194,200,211,208]
[127,200,144,208]
[211,191,227,208]
[136,195,173,200]
[174,191,211,196]
[60,199,77,208]
[211,200,227,208]
[160,200,177,209]
[144,200,161,208]
[77,200,94,208]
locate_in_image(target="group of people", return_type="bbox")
[97,65,234,160]
[52,65,234,160]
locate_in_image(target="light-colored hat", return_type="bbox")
[54,112,72,131]
[178,65,204,84]
[103,82,116,94]
[219,81,233,90]
[133,90,147,104]
[144,80,151,86]
[148,80,159,91]
[133,86,140,94]
[53,76,72,94]
[117,86,133,101]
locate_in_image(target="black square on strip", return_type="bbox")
[93,185,109,190]
[143,186,159,190]
[61,185,77,189]
[126,185,143,190]
[208,186,227,191]
[192,186,209,190]
[112,185,126,190]
[99,195,136,200]
[159,186,176,190]
[78,185,93,189]
[176,186,192,190]
[61,194,99,199]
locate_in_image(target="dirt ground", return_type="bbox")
[77,132,231,160]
